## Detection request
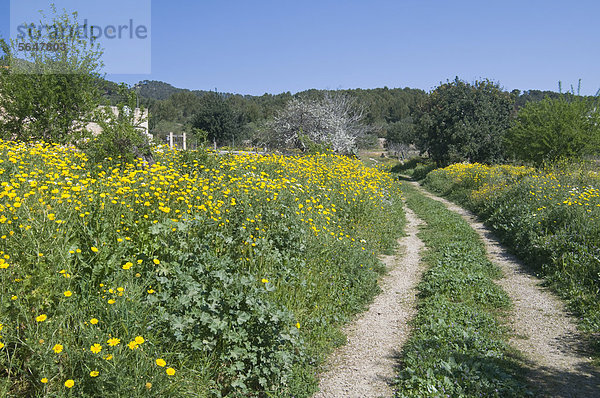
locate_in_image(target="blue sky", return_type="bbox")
[1,0,599,95]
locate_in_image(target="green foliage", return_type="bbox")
[136,80,427,146]
[134,80,197,101]
[356,133,379,149]
[0,6,104,144]
[505,96,600,164]
[386,118,415,146]
[512,89,563,109]
[192,92,241,146]
[137,81,426,128]
[151,119,186,139]
[390,156,436,180]
[148,224,301,394]
[80,86,153,166]
[297,133,332,154]
[396,184,530,397]
[423,161,600,359]
[343,87,426,127]
[416,78,514,167]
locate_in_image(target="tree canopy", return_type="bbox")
[269,93,369,154]
[415,78,514,166]
[191,92,241,146]
[505,96,600,164]
[0,6,104,144]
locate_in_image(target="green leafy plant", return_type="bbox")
[0,5,104,144]
[505,96,600,165]
[147,223,302,394]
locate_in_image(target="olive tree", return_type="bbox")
[386,118,415,160]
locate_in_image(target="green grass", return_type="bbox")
[395,183,530,397]
[390,156,436,180]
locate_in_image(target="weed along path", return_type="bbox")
[313,206,425,398]
[407,179,600,398]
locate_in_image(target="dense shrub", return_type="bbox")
[389,157,436,180]
[415,78,513,167]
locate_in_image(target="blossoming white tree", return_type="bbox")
[270,92,369,154]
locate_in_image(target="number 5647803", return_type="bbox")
[17,42,67,52]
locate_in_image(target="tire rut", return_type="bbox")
[313,205,425,398]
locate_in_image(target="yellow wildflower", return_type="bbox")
[127,341,139,350]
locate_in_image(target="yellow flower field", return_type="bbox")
[0,140,404,397]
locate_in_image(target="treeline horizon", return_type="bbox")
[123,78,590,146]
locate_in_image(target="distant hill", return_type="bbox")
[133,80,186,100]
[132,80,216,101]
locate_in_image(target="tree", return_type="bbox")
[269,92,369,154]
[505,96,600,164]
[0,5,104,144]
[192,92,240,146]
[386,117,415,160]
[416,78,513,167]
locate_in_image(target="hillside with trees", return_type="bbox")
[134,78,599,162]
[133,80,427,149]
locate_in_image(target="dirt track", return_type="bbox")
[314,206,424,398]
[314,179,600,397]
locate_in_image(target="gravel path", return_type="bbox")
[408,180,600,398]
[313,206,425,398]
